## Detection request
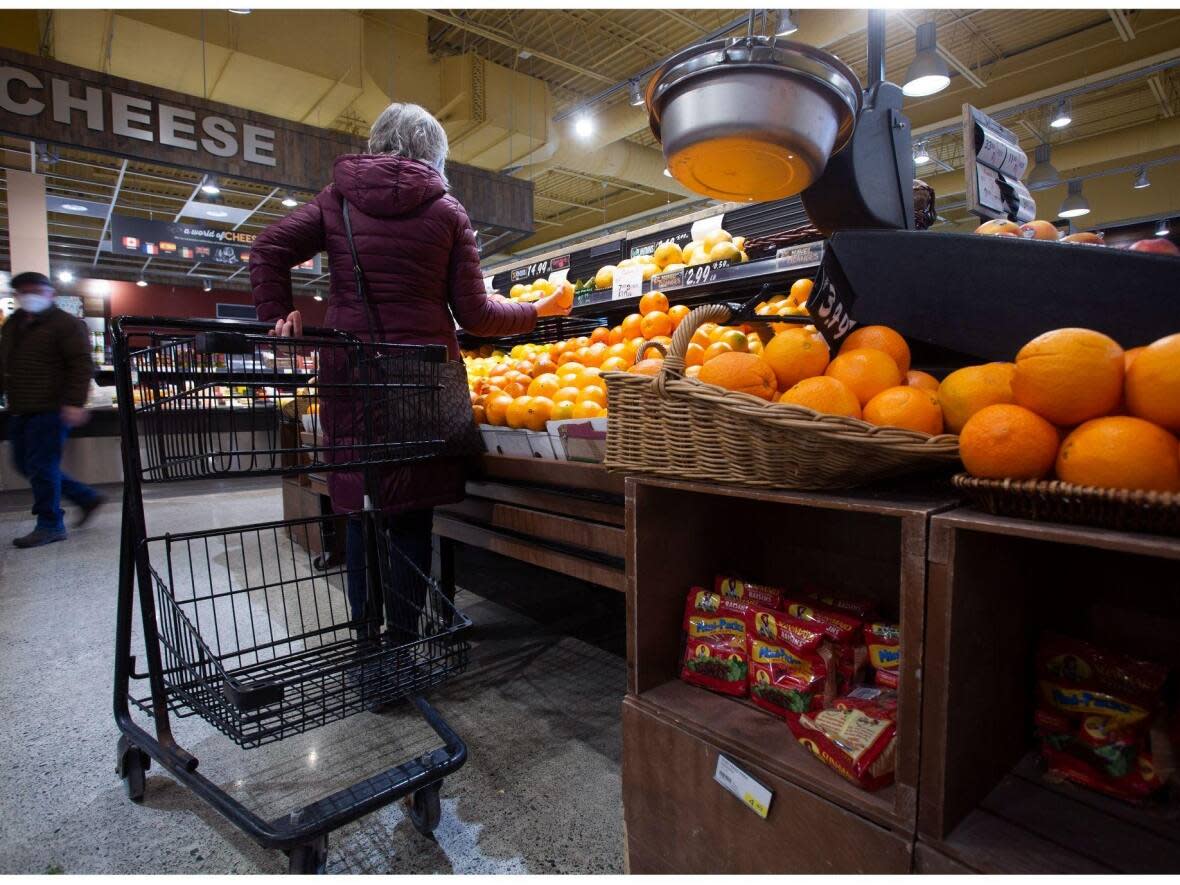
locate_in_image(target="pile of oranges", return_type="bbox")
[754,277,814,320]
[955,329,1180,492]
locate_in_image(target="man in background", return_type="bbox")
[0,271,103,547]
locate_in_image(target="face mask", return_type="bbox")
[16,294,52,314]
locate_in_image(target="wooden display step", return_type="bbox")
[623,695,913,874]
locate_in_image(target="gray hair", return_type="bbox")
[368,102,449,186]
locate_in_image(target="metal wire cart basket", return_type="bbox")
[110,317,471,873]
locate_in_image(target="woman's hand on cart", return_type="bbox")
[270,310,304,337]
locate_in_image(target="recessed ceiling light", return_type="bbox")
[573,114,594,138]
[205,209,229,218]
[61,203,88,212]
[57,270,74,283]
[281,193,298,208]
[313,294,324,302]
[200,176,220,196]
[136,278,148,288]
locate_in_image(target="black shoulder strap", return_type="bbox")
[341,198,383,340]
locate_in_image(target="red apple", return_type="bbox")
[1019,220,1060,241]
[975,219,1021,236]
[1128,237,1180,256]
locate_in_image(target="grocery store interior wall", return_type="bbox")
[102,280,328,326]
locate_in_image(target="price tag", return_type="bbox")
[651,268,684,290]
[775,241,824,270]
[714,755,772,820]
[611,264,644,301]
[690,213,726,242]
[680,259,731,288]
[547,267,570,285]
[810,244,858,349]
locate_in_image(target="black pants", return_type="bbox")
[345,509,433,641]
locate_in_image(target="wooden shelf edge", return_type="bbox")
[477,454,627,496]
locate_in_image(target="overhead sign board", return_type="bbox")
[110,214,319,272]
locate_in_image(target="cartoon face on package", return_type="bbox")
[1036,634,1166,728]
[745,606,834,716]
[715,575,783,609]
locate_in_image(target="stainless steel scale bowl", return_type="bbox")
[646,36,863,202]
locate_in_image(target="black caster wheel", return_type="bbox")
[116,735,150,804]
[287,835,328,874]
[406,782,442,836]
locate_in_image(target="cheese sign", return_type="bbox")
[714,754,773,819]
[810,244,858,349]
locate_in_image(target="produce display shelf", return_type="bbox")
[920,507,1180,875]
[922,752,1180,874]
[568,252,819,319]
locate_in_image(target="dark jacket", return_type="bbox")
[0,306,93,414]
[249,153,537,514]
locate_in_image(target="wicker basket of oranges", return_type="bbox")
[602,303,961,490]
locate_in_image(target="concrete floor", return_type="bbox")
[0,481,626,874]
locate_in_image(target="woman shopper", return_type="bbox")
[250,101,569,638]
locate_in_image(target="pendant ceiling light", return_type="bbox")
[913,141,931,165]
[1058,180,1091,219]
[775,10,799,37]
[1050,98,1072,129]
[903,22,951,98]
[1026,143,1059,188]
[1133,167,1151,189]
[628,80,644,107]
[1157,219,1171,236]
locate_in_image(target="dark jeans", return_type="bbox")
[8,411,99,532]
[346,508,434,642]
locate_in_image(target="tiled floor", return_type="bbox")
[0,482,626,874]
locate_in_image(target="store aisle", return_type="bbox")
[0,485,625,874]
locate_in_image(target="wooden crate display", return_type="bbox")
[623,476,956,865]
[920,509,1180,873]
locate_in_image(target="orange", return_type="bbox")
[719,329,749,353]
[937,363,1016,434]
[590,326,611,345]
[763,326,830,390]
[505,395,533,429]
[1125,334,1180,433]
[653,242,683,268]
[534,354,558,376]
[959,404,1060,480]
[629,358,664,376]
[558,350,583,366]
[840,325,911,375]
[668,304,690,328]
[1012,328,1124,426]
[573,400,604,419]
[554,280,574,310]
[685,342,706,368]
[621,313,644,340]
[515,360,534,379]
[608,325,625,346]
[551,400,576,421]
[824,348,902,406]
[639,290,669,316]
[691,322,719,349]
[573,366,604,388]
[554,385,581,403]
[906,370,940,392]
[578,386,607,408]
[528,372,561,398]
[685,365,701,379]
[788,277,813,306]
[557,361,584,378]
[698,352,778,401]
[863,386,944,435]
[472,403,486,425]
[778,376,861,419]
[1124,346,1145,371]
[502,379,528,398]
[640,311,674,339]
[586,342,608,366]
[702,341,733,364]
[600,356,628,373]
[606,342,629,360]
[522,396,553,431]
[1056,416,1180,491]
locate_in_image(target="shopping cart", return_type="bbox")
[110,317,471,873]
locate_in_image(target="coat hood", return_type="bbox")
[332,154,447,218]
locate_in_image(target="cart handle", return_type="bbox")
[110,315,360,343]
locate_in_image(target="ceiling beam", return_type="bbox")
[232,186,280,231]
[416,10,615,85]
[1109,9,1135,42]
[1148,75,1174,117]
[90,158,126,267]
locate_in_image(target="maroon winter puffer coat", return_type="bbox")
[250,153,537,514]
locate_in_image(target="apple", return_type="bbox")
[1061,232,1104,245]
[1019,220,1060,241]
[975,219,1021,236]
[1128,237,1180,256]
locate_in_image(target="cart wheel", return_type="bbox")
[287,835,328,874]
[406,783,442,836]
[116,736,150,804]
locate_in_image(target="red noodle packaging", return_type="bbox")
[786,686,900,791]
[1033,634,1170,803]
[679,588,749,696]
[746,605,835,717]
